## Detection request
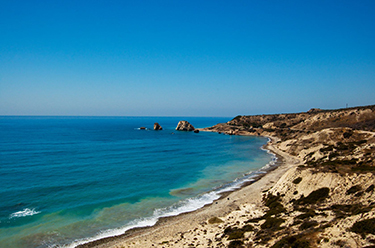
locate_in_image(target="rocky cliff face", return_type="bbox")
[176,121,195,131]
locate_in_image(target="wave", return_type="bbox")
[9,208,41,219]
[65,144,278,248]
[66,167,276,247]
[63,191,221,248]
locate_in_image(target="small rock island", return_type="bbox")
[176,121,195,131]
[154,123,162,130]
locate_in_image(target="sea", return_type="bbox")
[0,116,274,248]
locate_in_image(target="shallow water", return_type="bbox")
[0,116,273,247]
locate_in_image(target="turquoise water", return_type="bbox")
[0,117,273,248]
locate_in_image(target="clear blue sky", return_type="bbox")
[1,0,374,116]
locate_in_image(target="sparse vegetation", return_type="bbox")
[292,177,302,184]
[184,106,375,248]
[228,240,245,248]
[261,217,285,230]
[295,187,329,205]
[271,235,310,248]
[351,218,375,238]
[299,221,318,230]
[208,217,223,224]
[346,185,362,195]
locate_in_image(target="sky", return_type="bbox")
[0,0,374,117]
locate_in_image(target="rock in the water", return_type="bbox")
[194,130,199,133]
[176,121,195,131]
[139,127,146,130]
[154,122,163,130]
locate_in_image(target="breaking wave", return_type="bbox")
[10,208,41,219]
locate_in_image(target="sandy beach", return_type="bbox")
[77,137,300,248]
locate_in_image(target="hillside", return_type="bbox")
[199,104,375,247]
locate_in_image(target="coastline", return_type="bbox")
[74,104,375,247]
[76,135,298,248]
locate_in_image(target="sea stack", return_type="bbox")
[154,123,163,130]
[176,121,195,131]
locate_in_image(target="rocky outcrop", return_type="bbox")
[176,121,195,131]
[154,123,163,130]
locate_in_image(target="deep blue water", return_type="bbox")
[0,116,273,248]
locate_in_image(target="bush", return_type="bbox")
[293,177,302,184]
[261,217,285,230]
[346,185,362,195]
[296,209,316,220]
[264,194,286,216]
[208,217,223,224]
[295,187,329,205]
[299,221,318,230]
[224,224,254,240]
[228,240,245,248]
[331,204,371,218]
[271,235,310,248]
[228,231,245,240]
[351,218,375,238]
[366,185,375,193]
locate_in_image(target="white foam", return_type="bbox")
[66,145,278,247]
[64,191,221,248]
[9,208,41,219]
[154,191,220,218]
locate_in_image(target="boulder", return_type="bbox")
[194,129,199,133]
[140,127,146,130]
[154,122,163,130]
[176,121,195,131]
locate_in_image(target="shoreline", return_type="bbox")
[76,134,298,248]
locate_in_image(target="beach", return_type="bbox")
[0,117,273,248]
[76,137,299,248]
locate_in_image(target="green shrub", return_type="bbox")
[208,217,223,224]
[295,187,329,205]
[366,185,375,193]
[261,217,285,230]
[330,204,371,218]
[299,221,318,230]
[271,235,310,248]
[264,194,286,216]
[351,218,375,238]
[296,209,316,220]
[228,230,245,240]
[292,177,302,184]
[346,185,362,195]
[228,240,245,248]
[320,146,334,152]
[241,224,254,232]
[224,224,254,240]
